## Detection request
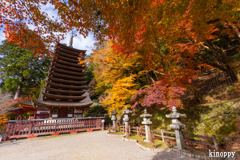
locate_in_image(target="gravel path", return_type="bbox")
[0,131,197,160]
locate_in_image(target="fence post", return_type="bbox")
[129,125,131,135]
[137,126,139,136]
[161,128,164,142]
[28,122,32,136]
[212,135,219,151]
[73,119,75,131]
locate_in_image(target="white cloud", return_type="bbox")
[40,3,58,20]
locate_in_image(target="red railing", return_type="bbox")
[4,117,104,140]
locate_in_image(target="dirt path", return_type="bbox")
[0,131,196,160]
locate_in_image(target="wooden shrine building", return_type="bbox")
[7,101,36,120]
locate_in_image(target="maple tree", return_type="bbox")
[1,0,240,111]
[90,40,140,113]
[1,0,239,55]
[194,21,240,82]
[90,40,192,113]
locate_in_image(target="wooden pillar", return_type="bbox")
[73,108,75,118]
[33,110,37,119]
[50,108,53,119]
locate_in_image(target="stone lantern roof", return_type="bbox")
[166,106,186,119]
[123,107,132,115]
[140,108,152,118]
[110,109,118,115]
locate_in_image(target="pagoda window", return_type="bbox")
[53,109,58,114]
[68,109,73,113]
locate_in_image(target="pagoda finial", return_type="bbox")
[69,31,74,47]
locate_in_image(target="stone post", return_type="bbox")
[110,109,118,132]
[123,107,132,135]
[140,109,152,143]
[166,106,186,150]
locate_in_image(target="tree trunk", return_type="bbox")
[191,87,205,103]
[14,83,23,99]
[185,84,205,103]
[225,64,239,83]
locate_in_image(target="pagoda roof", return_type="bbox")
[56,50,79,59]
[53,59,83,68]
[45,86,86,94]
[47,76,86,84]
[46,81,87,89]
[32,100,92,109]
[52,62,84,72]
[57,47,83,57]
[50,67,85,76]
[48,71,86,80]
[55,54,79,63]
[32,92,93,109]
[42,92,87,100]
[58,43,87,54]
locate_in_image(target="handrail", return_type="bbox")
[7,117,104,122]
[4,117,104,140]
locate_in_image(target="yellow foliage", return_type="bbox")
[91,40,140,114]
[0,115,8,126]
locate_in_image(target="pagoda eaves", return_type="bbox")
[32,43,93,112]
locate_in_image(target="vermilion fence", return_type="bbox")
[4,117,104,140]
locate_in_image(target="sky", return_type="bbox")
[0,2,97,55]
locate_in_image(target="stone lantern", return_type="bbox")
[140,108,152,143]
[110,109,118,132]
[123,107,132,135]
[166,106,186,150]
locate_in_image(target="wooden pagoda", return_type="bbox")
[3,42,103,141]
[32,43,93,119]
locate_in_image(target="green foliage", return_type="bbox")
[83,105,107,117]
[182,102,240,139]
[86,54,95,85]
[0,40,50,95]
[31,80,46,100]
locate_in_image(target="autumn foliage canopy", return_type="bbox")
[1,0,240,113]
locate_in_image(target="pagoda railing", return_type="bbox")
[3,117,104,140]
